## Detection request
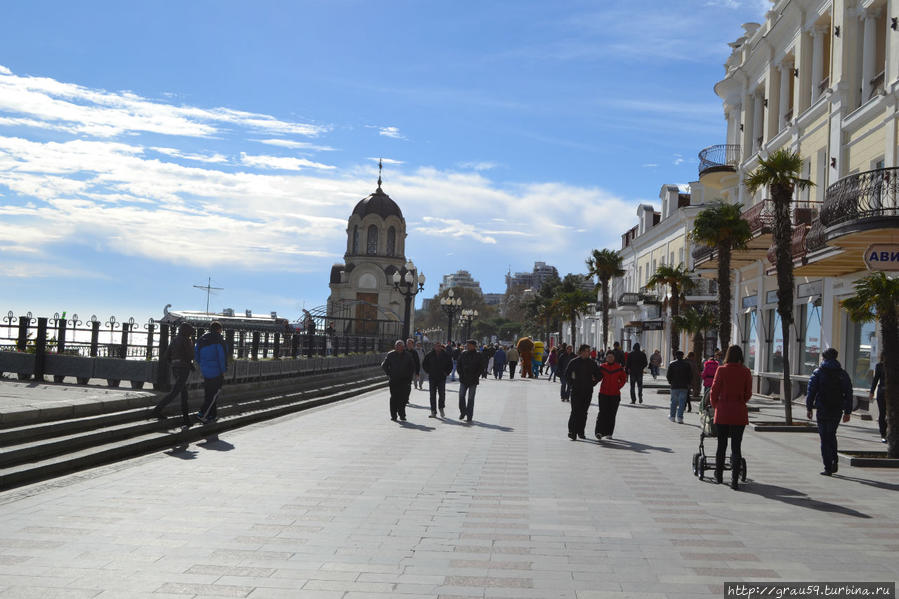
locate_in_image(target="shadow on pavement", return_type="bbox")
[198,438,235,451]
[625,403,667,410]
[164,445,198,459]
[399,421,436,431]
[833,474,899,492]
[593,438,673,453]
[743,482,872,518]
[438,418,514,432]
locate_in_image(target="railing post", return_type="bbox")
[225,330,235,362]
[16,317,28,352]
[305,333,313,359]
[238,331,246,359]
[89,320,101,357]
[291,333,299,358]
[119,322,130,359]
[251,332,260,360]
[34,317,48,381]
[145,324,155,360]
[273,332,281,360]
[57,318,67,354]
[156,323,171,391]
[262,333,269,359]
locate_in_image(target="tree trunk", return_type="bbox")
[601,278,610,351]
[718,243,732,350]
[881,305,899,458]
[773,183,794,424]
[670,284,680,353]
[570,313,577,348]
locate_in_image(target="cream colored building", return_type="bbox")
[691,0,899,400]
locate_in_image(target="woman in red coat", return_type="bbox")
[709,345,753,489]
[595,350,628,440]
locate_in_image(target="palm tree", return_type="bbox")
[690,201,752,351]
[745,149,813,424]
[586,248,624,349]
[646,263,695,353]
[673,306,718,363]
[550,287,594,348]
[841,273,899,458]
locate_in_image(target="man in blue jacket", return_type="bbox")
[195,321,228,424]
[806,347,854,476]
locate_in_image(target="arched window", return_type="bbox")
[367,225,378,255]
[386,227,396,256]
[352,226,359,254]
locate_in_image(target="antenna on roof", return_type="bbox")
[193,276,224,314]
[377,157,383,189]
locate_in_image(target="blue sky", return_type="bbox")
[0,0,768,323]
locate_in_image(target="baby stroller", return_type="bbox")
[692,392,747,481]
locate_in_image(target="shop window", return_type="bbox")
[742,310,758,371]
[845,315,877,389]
[799,302,822,375]
[766,309,784,373]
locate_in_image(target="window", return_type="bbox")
[766,309,784,373]
[845,315,877,389]
[366,225,378,255]
[678,249,684,264]
[386,227,396,256]
[352,226,359,255]
[742,310,758,371]
[799,302,822,375]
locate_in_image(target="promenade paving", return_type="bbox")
[0,374,896,599]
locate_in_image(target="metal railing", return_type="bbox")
[820,166,899,229]
[685,278,718,297]
[698,144,741,177]
[742,199,776,234]
[692,244,715,263]
[767,226,810,264]
[617,292,641,306]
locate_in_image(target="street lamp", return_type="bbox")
[439,288,463,344]
[459,308,479,341]
[392,260,425,340]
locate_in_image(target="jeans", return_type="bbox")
[198,374,223,421]
[450,360,457,381]
[568,388,592,436]
[649,364,659,378]
[560,377,571,400]
[629,373,643,403]
[459,383,477,420]
[428,377,446,413]
[389,378,411,419]
[154,366,192,426]
[493,363,505,379]
[715,423,745,475]
[549,364,557,381]
[508,361,517,379]
[817,416,841,472]
[669,388,688,420]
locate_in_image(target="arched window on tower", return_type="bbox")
[386,227,396,256]
[367,225,378,255]
[352,226,359,255]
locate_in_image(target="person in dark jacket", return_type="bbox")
[611,342,625,368]
[870,353,886,443]
[405,338,421,401]
[493,346,507,379]
[566,344,603,440]
[422,342,453,418]
[151,323,195,431]
[666,351,692,424]
[557,344,574,402]
[195,322,228,424]
[806,347,854,475]
[595,351,628,439]
[456,340,483,423]
[382,340,416,421]
[625,343,647,404]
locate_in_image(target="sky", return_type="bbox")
[0,0,771,325]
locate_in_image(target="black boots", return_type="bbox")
[714,459,724,484]
[731,461,740,490]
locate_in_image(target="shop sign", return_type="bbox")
[642,320,664,331]
[797,280,823,298]
[741,295,758,309]
[766,290,779,304]
[864,244,899,271]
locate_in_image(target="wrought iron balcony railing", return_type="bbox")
[767,226,810,264]
[697,144,741,178]
[691,244,715,263]
[820,166,899,229]
[617,292,641,306]
[742,199,775,234]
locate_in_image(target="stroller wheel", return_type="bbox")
[698,463,704,481]
[692,453,700,476]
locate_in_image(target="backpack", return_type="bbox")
[819,368,844,412]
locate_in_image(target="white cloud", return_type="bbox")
[151,147,229,164]
[255,138,337,151]
[413,216,535,245]
[642,163,658,168]
[378,126,405,139]
[239,153,336,171]
[673,153,685,165]
[459,161,498,171]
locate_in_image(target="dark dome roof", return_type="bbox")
[352,187,403,220]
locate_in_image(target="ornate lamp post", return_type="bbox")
[392,260,426,340]
[460,308,478,341]
[439,289,463,344]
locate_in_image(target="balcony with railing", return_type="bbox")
[697,144,741,178]
[684,278,718,300]
[617,292,641,307]
[639,286,663,304]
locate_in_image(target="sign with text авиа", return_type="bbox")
[863,244,899,271]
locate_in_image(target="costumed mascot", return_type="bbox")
[516,336,535,379]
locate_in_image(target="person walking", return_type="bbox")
[195,322,228,425]
[414,341,426,390]
[493,345,507,379]
[517,336,535,379]
[547,347,559,381]
[686,351,702,412]
[422,342,453,418]
[701,350,722,403]
[649,349,662,379]
[457,340,483,423]
[595,350,628,439]
[625,343,647,404]
[709,345,752,489]
[449,342,460,382]
[611,342,625,367]
[151,322,195,431]
[405,338,421,399]
[382,340,416,421]
[806,347,854,476]
[482,344,496,379]
[666,351,692,424]
[870,352,887,443]
[506,345,519,380]
[566,344,603,440]
[558,344,574,402]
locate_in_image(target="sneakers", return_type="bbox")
[429,412,437,418]
[460,413,466,420]
[568,432,577,440]
[577,434,586,440]
[820,470,832,476]
[595,433,603,440]
[439,409,445,418]
[668,416,676,422]
[677,418,684,424]
[883,438,888,443]
[180,425,191,433]
[638,398,643,404]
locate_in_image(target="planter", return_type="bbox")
[44,354,94,383]
[0,351,35,379]
[837,451,899,468]
[751,421,819,432]
[93,358,156,387]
